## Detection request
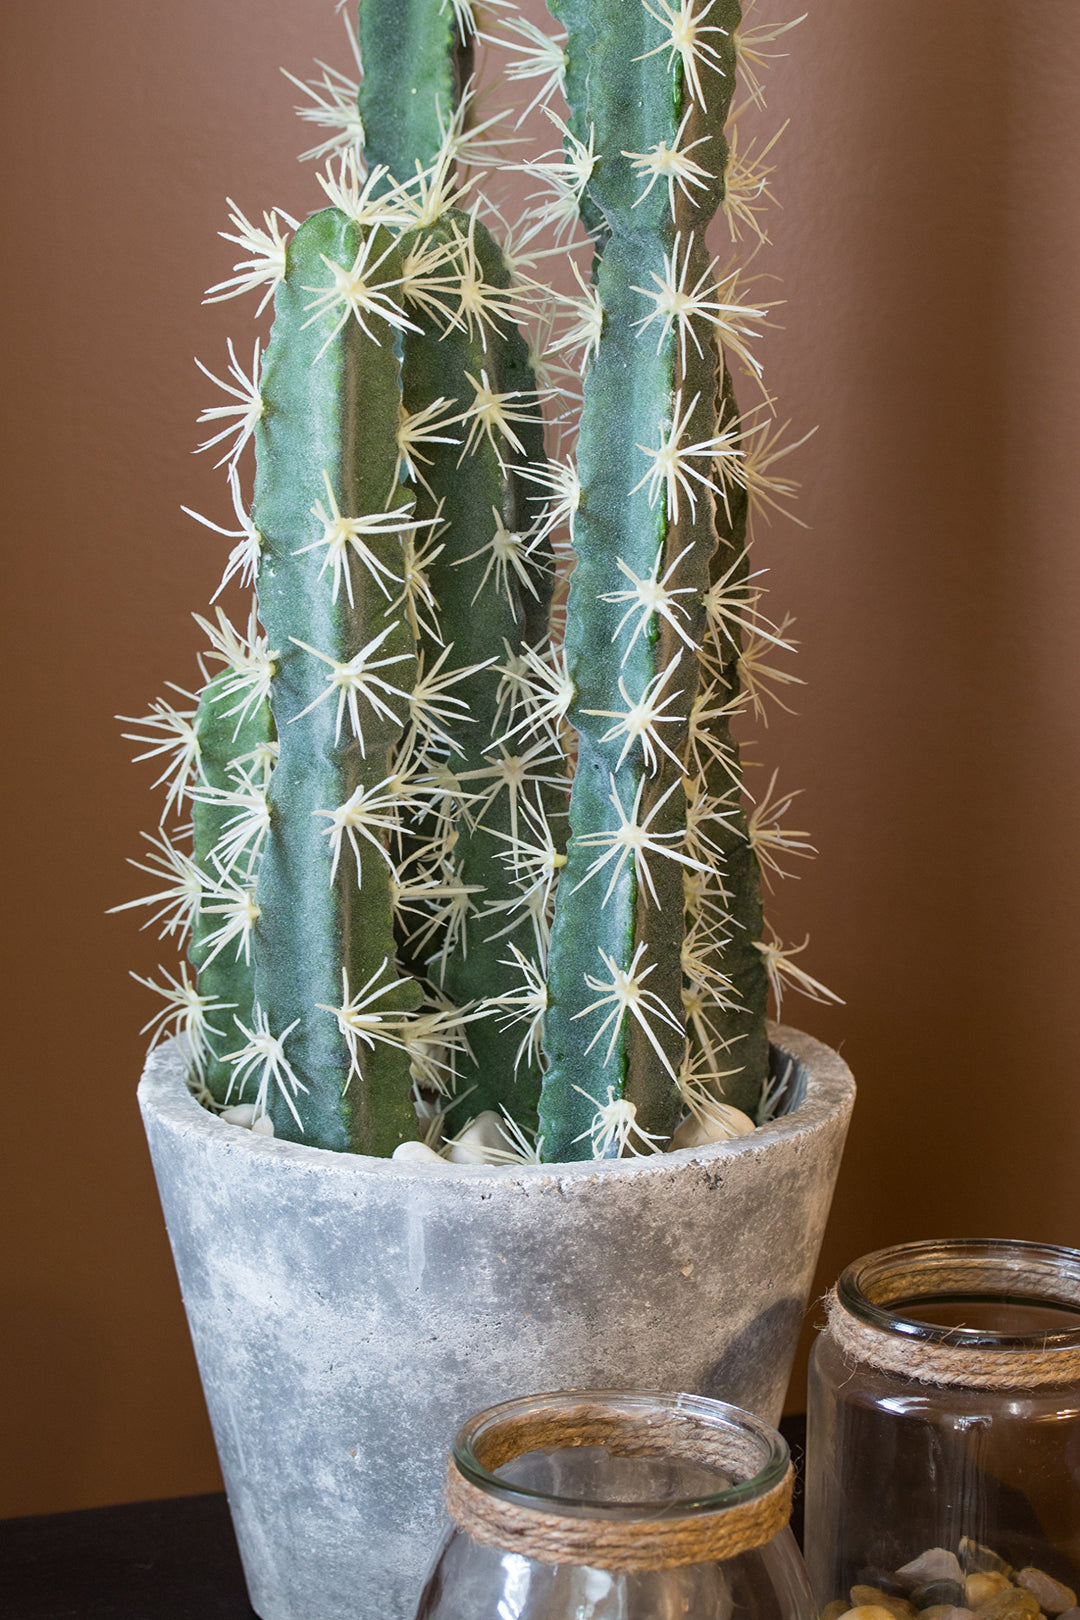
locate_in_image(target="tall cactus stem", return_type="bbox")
[539,0,765,1159]
[251,210,422,1153]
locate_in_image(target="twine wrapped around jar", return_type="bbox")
[825,1247,1080,1390]
[445,1398,794,1572]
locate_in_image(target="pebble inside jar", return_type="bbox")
[805,1240,1080,1620]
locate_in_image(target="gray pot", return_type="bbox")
[139,1024,853,1620]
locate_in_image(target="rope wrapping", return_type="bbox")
[826,1264,1080,1391]
[444,1400,792,1571]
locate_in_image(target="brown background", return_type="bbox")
[3,0,1079,1518]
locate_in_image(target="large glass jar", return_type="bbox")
[416,1390,815,1620]
[806,1240,1080,1617]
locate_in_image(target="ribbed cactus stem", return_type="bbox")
[358,0,558,1127]
[251,210,421,1153]
[398,219,556,1123]
[357,0,471,180]
[187,673,275,1102]
[539,0,766,1158]
[688,363,770,1114]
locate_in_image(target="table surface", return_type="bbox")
[2,1416,806,1618]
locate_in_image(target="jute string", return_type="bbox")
[827,1259,1080,1389]
[445,1402,793,1572]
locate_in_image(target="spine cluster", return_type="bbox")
[118,0,836,1163]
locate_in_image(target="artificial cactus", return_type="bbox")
[120,0,837,1164]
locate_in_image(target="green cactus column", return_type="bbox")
[188,673,275,1103]
[358,0,472,179]
[540,0,766,1157]
[690,364,770,1111]
[250,210,422,1153]
[359,0,558,1128]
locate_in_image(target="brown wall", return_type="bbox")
[3,1,1079,1518]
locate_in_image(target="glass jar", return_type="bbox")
[416,1390,815,1620]
[806,1239,1080,1618]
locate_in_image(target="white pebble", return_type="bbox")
[670,1105,756,1150]
[221,1104,258,1129]
[445,1111,509,1164]
[251,1113,275,1137]
[898,1552,965,1590]
[392,1140,444,1164]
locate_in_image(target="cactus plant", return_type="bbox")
[118,0,837,1163]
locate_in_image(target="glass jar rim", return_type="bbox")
[838,1237,1080,1350]
[451,1389,791,1519]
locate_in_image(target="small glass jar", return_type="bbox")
[416,1390,815,1620]
[806,1239,1080,1617]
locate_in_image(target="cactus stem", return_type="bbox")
[318,959,416,1080]
[600,542,700,662]
[624,111,717,217]
[572,773,711,906]
[301,233,420,350]
[635,0,731,109]
[630,387,741,522]
[572,1084,667,1159]
[631,242,769,379]
[574,942,686,1079]
[223,1005,307,1125]
[286,626,412,751]
[581,654,688,775]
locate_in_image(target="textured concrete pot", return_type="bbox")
[139,1023,853,1620]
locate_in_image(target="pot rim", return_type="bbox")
[138,1022,854,1185]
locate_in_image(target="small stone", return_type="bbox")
[1057,1609,1080,1620]
[221,1103,258,1129]
[445,1111,509,1164]
[967,1577,1013,1608]
[850,1586,914,1618]
[1017,1572,1078,1616]
[670,1105,756,1150]
[913,1583,966,1611]
[250,1113,275,1137]
[974,1588,1040,1620]
[961,1544,1012,1578]
[391,1140,444,1164]
[921,1608,979,1620]
[858,1573,911,1601]
[843,1606,904,1620]
[821,1602,849,1620]
[898,1554,966,1592]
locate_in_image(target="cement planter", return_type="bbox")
[139,1023,853,1620]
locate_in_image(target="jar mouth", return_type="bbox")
[452,1390,791,1519]
[838,1238,1080,1350]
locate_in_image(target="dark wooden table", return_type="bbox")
[1,1417,806,1617]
